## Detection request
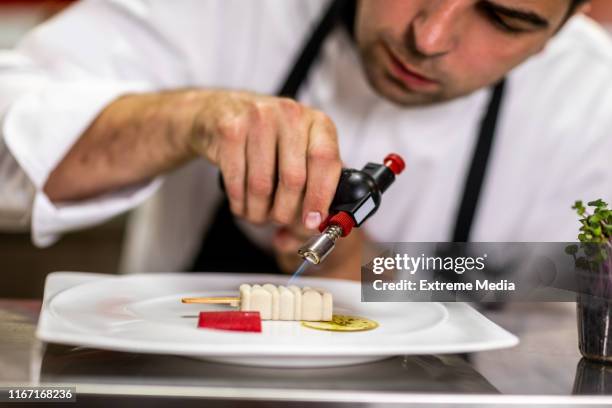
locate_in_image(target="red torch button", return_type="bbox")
[384,153,406,175]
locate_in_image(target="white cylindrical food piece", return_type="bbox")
[263,284,280,320]
[278,286,295,321]
[301,289,323,321]
[310,288,333,321]
[288,285,302,321]
[250,284,272,320]
[239,284,251,311]
[321,290,333,321]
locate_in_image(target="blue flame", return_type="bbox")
[288,260,310,285]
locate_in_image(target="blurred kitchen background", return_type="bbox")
[1,0,611,299]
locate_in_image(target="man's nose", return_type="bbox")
[409,1,463,57]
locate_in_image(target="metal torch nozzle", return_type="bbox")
[297,224,344,265]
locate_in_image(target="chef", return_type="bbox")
[1,0,611,279]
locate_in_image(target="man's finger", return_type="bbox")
[218,120,248,216]
[270,100,308,225]
[245,108,277,223]
[302,112,342,230]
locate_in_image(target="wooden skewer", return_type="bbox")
[181,296,241,307]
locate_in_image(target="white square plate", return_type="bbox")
[36,272,518,367]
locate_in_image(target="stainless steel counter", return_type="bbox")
[1,299,611,407]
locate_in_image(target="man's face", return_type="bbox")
[355,0,579,105]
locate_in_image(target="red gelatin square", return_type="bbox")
[197,311,262,332]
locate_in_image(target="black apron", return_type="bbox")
[191,0,506,273]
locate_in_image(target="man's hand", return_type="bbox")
[44,89,342,231]
[188,90,342,229]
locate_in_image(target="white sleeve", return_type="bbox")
[0,0,186,247]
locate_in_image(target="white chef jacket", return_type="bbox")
[1,0,612,273]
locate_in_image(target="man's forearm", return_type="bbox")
[42,88,342,234]
[43,91,199,202]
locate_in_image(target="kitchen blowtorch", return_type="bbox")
[218,153,405,275]
[297,153,405,266]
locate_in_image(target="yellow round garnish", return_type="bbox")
[301,314,378,332]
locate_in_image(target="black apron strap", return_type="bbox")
[278,0,351,98]
[435,80,507,314]
[452,79,506,242]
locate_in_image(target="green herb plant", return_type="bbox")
[566,200,612,275]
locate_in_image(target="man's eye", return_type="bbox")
[478,6,529,34]
[489,12,527,33]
